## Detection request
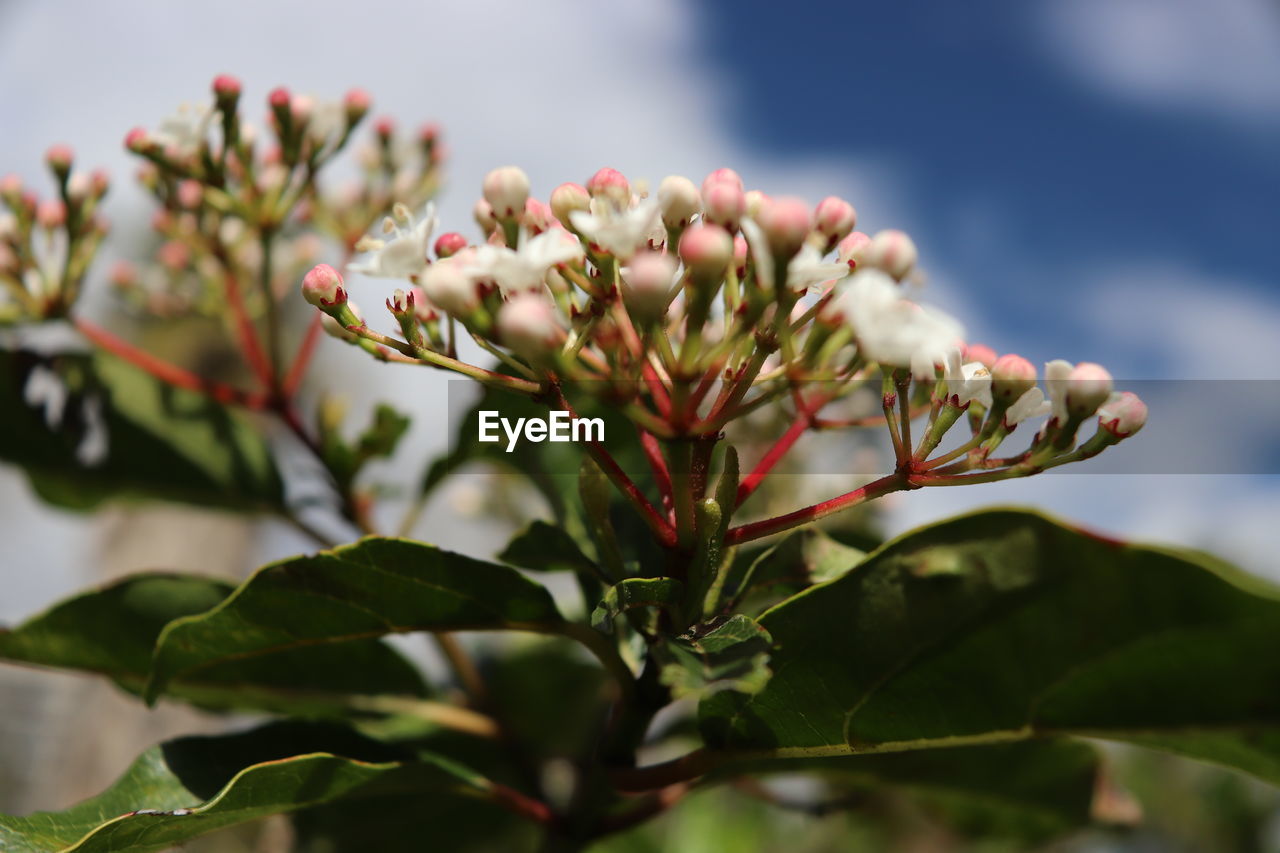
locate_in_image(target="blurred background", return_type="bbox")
[2,0,1278,849]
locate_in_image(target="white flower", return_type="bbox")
[153,102,216,157]
[1005,387,1052,425]
[349,203,437,279]
[833,269,964,370]
[742,218,845,292]
[569,198,660,259]
[466,229,584,295]
[944,355,993,408]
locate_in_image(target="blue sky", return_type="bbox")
[1,0,1279,619]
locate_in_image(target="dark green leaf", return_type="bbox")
[0,573,427,715]
[715,527,865,615]
[0,722,532,853]
[146,537,566,703]
[661,614,773,698]
[591,577,683,633]
[0,347,285,512]
[699,508,1280,788]
[499,520,599,574]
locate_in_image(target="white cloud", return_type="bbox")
[1032,0,1280,124]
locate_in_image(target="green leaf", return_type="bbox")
[591,577,683,633]
[715,527,866,615]
[0,573,427,715]
[0,721,533,853]
[661,614,773,698]
[0,347,285,513]
[699,508,1280,788]
[145,537,566,703]
[499,520,599,574]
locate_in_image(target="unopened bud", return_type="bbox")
[964,343,997,367]
[657,175,700,230]
[497,292,562,360]
[702,179,746,232]
[124,127,152,154]
[1097,391,1147,438]
[991,354,1037,402]
[743,190,769,220]
[524,198,556,233]
[756,197,811,261]
[373,115,396,140]
[45,144,73,178]
[701,168,743,197]
[36,200,66,229]
[483,165,530,219]
[176,179,203,209]
[434,232,468,258]
[813,196,856,248]
[301,263,347,309]
[622,252,678,322]
[732,235,749,278]
[421,256,480,316]
[586,167,630,208]
[863,229,918,280]
[837,231,871,267]
[550,182,591,227]
[679,223,733,282]
[212,74,241,103]
[473,199,496,236]
[1066,362,1114,417]
[343,88,371,123]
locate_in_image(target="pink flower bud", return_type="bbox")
[587,167,630,207]
[1098,391,1147,438]
[1066,362,1114,417]
[702,180,746,232]
[483,165,531,218]
[45,145,74,176]
[837,231,871,267]
[497,292,562,360]
[814,196,856,247]
[964,343,997,367]
[657,175,700,229]
[678,223,733,280]
[756,197,812,260]
[301,263,347,308]
[0,173,22,197]
[991,354,1037,402]
[743,190,769,220]
[701,168,743,197]
[124,127,151,153]
[267,86,291,111]
[732,235,749,278]
[473,199,497,235]
[863,229,918,280]
[421,256,480,316]
[418,122,440,146]
[550,182,591,227]
[373,116,396,139]
[157,240,190,271]
[343,88,371,121]
[524,198,556,234]
[110,260,139,288]
[622,252,678,322]
[212,74,241,101]
[90,169,111,197]
[36,200,66,229]
[176,179,203,209]
[434,232,468,258]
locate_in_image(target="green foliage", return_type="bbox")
[0,347,284,512]
[145,537,568,702]
[0,573,427,715]
[0,722,529,853]
[699,508,1280,790]
[659,614,773,698]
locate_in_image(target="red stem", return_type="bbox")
[638,428,674,516]
[220,267,274,388]
[642,360,672,419]
[283,312,323,396]
[74,317,268,409]
[736,393,831,508]
[726,472,909,545]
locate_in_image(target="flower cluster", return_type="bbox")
[303,165,1147,546]
[0,148,110,323]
